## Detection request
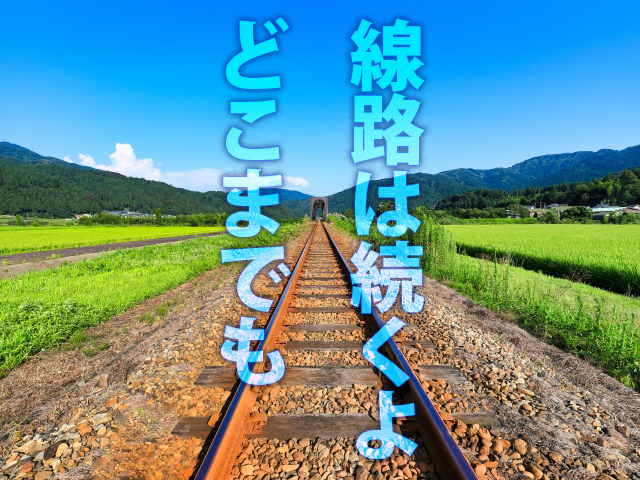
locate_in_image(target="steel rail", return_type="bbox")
[322,222,478,480]
[194,220,477,479]
[194,222,319,480]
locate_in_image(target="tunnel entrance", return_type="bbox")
[310,196,328,221]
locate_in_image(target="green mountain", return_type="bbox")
[0,142,481,218]
[435,167,640,211]
[528,145,640,187]
[0,142,301,218]
[0,142,89,168]
[437,146,640,191]
[328,172,482,212]
[263,188,310,201]
[3,140,639,218]
[284,145,640,216]
[276,172,482,217]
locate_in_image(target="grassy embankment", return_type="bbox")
[446,224,640,296]
[0,225,227,255]
[0,221,306,376]
[331,217,640,391]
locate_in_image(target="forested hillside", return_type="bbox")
[325,172,482,212]
[527,145,640,187]
[435,168,640,210]
[0,159,231,217]
[3,140,639,218]
[0,143,304,218]
[438,145,640,191]
[0,142,89,168]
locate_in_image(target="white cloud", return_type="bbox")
[78,153,96,167]
[284,176,309,188]
[107,143,162,181]
[163,168,223,192]
[63,156,74,163]
[69,144,226,191]
[76,145,161,181]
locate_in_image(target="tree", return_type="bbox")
[412,205,429,218]
[155,208,162,224]
[561,206,592,222]
[507,203,529,218]
[537,211,560,224]
[343,208,354,218]
[376,201,395,215]
[15,214,22,226]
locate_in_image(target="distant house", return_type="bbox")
[617,207,640,215]
[590,206,624,214]
[74,213,93,219]
[528,206,572,218]
[590,206,625,220]
[528,208,559,218]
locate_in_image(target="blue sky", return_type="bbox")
[1,0,639,196]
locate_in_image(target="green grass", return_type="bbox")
[443,254,640,388]
[0,225,226,255]
[330,217,640,391]
[0,221,306,376]
[139,312,155,326]
[66,331,90,349]
[445,224,640,296]
[62,331,111,357]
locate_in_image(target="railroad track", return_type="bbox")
[1,219,637,480]
[172,221,478,480]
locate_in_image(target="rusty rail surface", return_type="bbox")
[193,221,477,480]
[323,222,477,480]
[194,222,318,479]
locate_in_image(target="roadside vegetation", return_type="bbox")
[330,216,640,391]
[0,220,305,376]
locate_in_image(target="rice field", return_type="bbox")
[445,224,640,296]
[331,217,640,390]
[0,225,226,255]
[0,222,305,376]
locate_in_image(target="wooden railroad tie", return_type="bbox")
[172,412,499,440]
[288,306,354,312]
[194,365,383,389]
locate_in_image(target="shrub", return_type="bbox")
[538,212,560,224]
